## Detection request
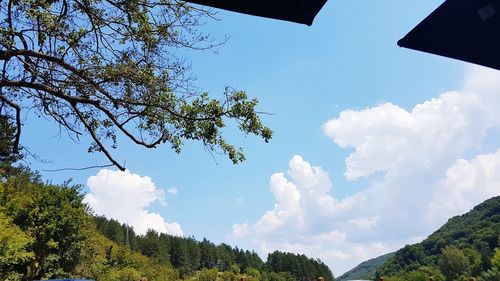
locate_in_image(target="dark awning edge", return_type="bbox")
[182,0,328,26]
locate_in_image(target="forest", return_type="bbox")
[93,215,333,281]
[376,196,500,281]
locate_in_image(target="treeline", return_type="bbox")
[267,252,333,281]
[377,196,500,281]
[94,216,334,281]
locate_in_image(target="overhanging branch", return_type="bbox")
[71,103,125,171]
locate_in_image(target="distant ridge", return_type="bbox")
[336,252,394,281]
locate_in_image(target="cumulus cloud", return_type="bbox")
[84,169,184,236]
[323,92,489,181]
[429,149,500,221]
[230,66,500,276]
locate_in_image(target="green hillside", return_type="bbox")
[377,196,500,281]
[336,252,394,281]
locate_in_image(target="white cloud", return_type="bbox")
[429,149,500,221]
[167,187,179,195]
[348,217,379,230]
[230,66,500,277]
[229,223,249,239]
[323,91,489,181]
[84,169,184,236]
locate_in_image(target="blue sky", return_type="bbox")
[23,0,500,276]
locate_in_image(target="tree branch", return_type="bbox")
[41,163,115,172]
[0,79,162,148]
[71,103,125,171]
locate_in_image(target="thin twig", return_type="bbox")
[41,163,115,172]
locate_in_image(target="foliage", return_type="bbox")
[378,196,500,280]
[197,268,218,281]
[0,115,20,162]
[478,248,500,281]
[94,215,267,276]
[245,267,261,281]
[0,115,23,178]
[0,169,89,280]
[439,246,470,281]
[478,269,500,281]
[493,247,500,270]
[93,215,334,281]
[336,252,394,281]
[262,271,296,281]
[0,0,272,170]
[0,168,180,281]
[0,210,34,281]
[266,251,334,281]
[219,270,238,281]
[74,219,179,281]
[379,266,445,281]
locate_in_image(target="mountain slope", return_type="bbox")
[337,252,394,281]
[378,196,500,280]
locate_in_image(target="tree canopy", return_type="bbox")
[0,0,272,170]
[377,196,500,281]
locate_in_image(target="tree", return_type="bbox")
[0,171,89,280]
[493,247,500,271]
[197,268,218,281]
[200,238,217,269]
[0,210,34,281]
[0,115,22,177]
[220,270,238,281]
[0,0,272,170]
[245,267,261,281]
[0,115,20,162]
[479,248,500,281]
[439,246,470,281]
[138,229,166,262]
[262,271,295,281]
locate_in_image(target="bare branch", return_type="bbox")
[41,163,115,172]
[71,103,125,171]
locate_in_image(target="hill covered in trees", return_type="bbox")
[377,196,500,281]
[336,253,394,281]
[0,166,333,281]
[94,215,333,281]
